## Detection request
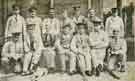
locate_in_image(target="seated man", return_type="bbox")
[107,29,127,72]
[55,24,76,74]
[1,32,30,74]
[71,23,91,77]
[38,32,56,72]
[31,31,56,81]
[89,17,109,76]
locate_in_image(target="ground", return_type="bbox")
[0,62,135,81]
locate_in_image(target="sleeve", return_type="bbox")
[1,43,11,58]
[70,36,78,54]
[41,19,47,33]
[23,42,30,53]
[38,18,44,48]
[55,34,63,51]
[56,19,61,34]
[105,18,110,34]
[120,18,125,37]
[5,18,11,38]
[89,33,101,47]
[22,18,27,38]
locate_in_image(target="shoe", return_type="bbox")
[68,71,76,75]
[120,65,126,72]
[85,71,92,76]
[91,68,96,76]
[21,71,32,76]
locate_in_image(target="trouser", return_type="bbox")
[91,49,106,68]
[77,54,92,72]
[39,48,56,68]
[58,49,76,72]
[108,53,127,70]
[23,49,42,72]
[23,52,33,72]
[1,57,22,73]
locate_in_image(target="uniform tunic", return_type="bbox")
[71,34,91,71]
[89,30,109,67]
[72,15,86,32]
[105,16,124,37]
[42,18,61,35]
[5,15,26,39]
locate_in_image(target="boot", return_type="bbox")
[96,67,100,77]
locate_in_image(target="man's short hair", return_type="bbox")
[28,6,37,12]
[88,8,96,12]
[62,24,71,29]
[111,8,118,13]
[77,23,87,29]
[72,6,80,11]
[12,4,20,10]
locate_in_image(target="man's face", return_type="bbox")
[30,11,36,17]
[78,25,85,34]
[112,11,118,17]
[49,13,55,18]
[63,27,71,34]
[113,30,120,39]
[94,23,101,31]
[13,9,20,15]
[75,10,81,16]
[89,10,95,17]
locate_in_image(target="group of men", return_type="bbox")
[1,4,127,80]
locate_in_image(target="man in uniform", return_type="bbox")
[72,6,86,33]
[72,6,86,24]
[1,32,30,74]
[42,8,61,37]
[55,24,76,74]
[89,17,109,76]
[22,7,43,75]
[107,29,127,72]
[31,30,56,81]
[105,8,125,37]
[61,9,76,34]
[5,4,26,42]
[71,23,91,77]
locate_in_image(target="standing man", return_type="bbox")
[1,32,30,74]
[42,8,61,37]
[5,4,26,41]
[22,7,43,75]
[105,8,125,38]
[86,8,97,33]
[72,6,86,24]
[72,6,86,33]
[89,18,109,76]
[61,9,76,34]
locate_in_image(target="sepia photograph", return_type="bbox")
[0,0,134,81]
